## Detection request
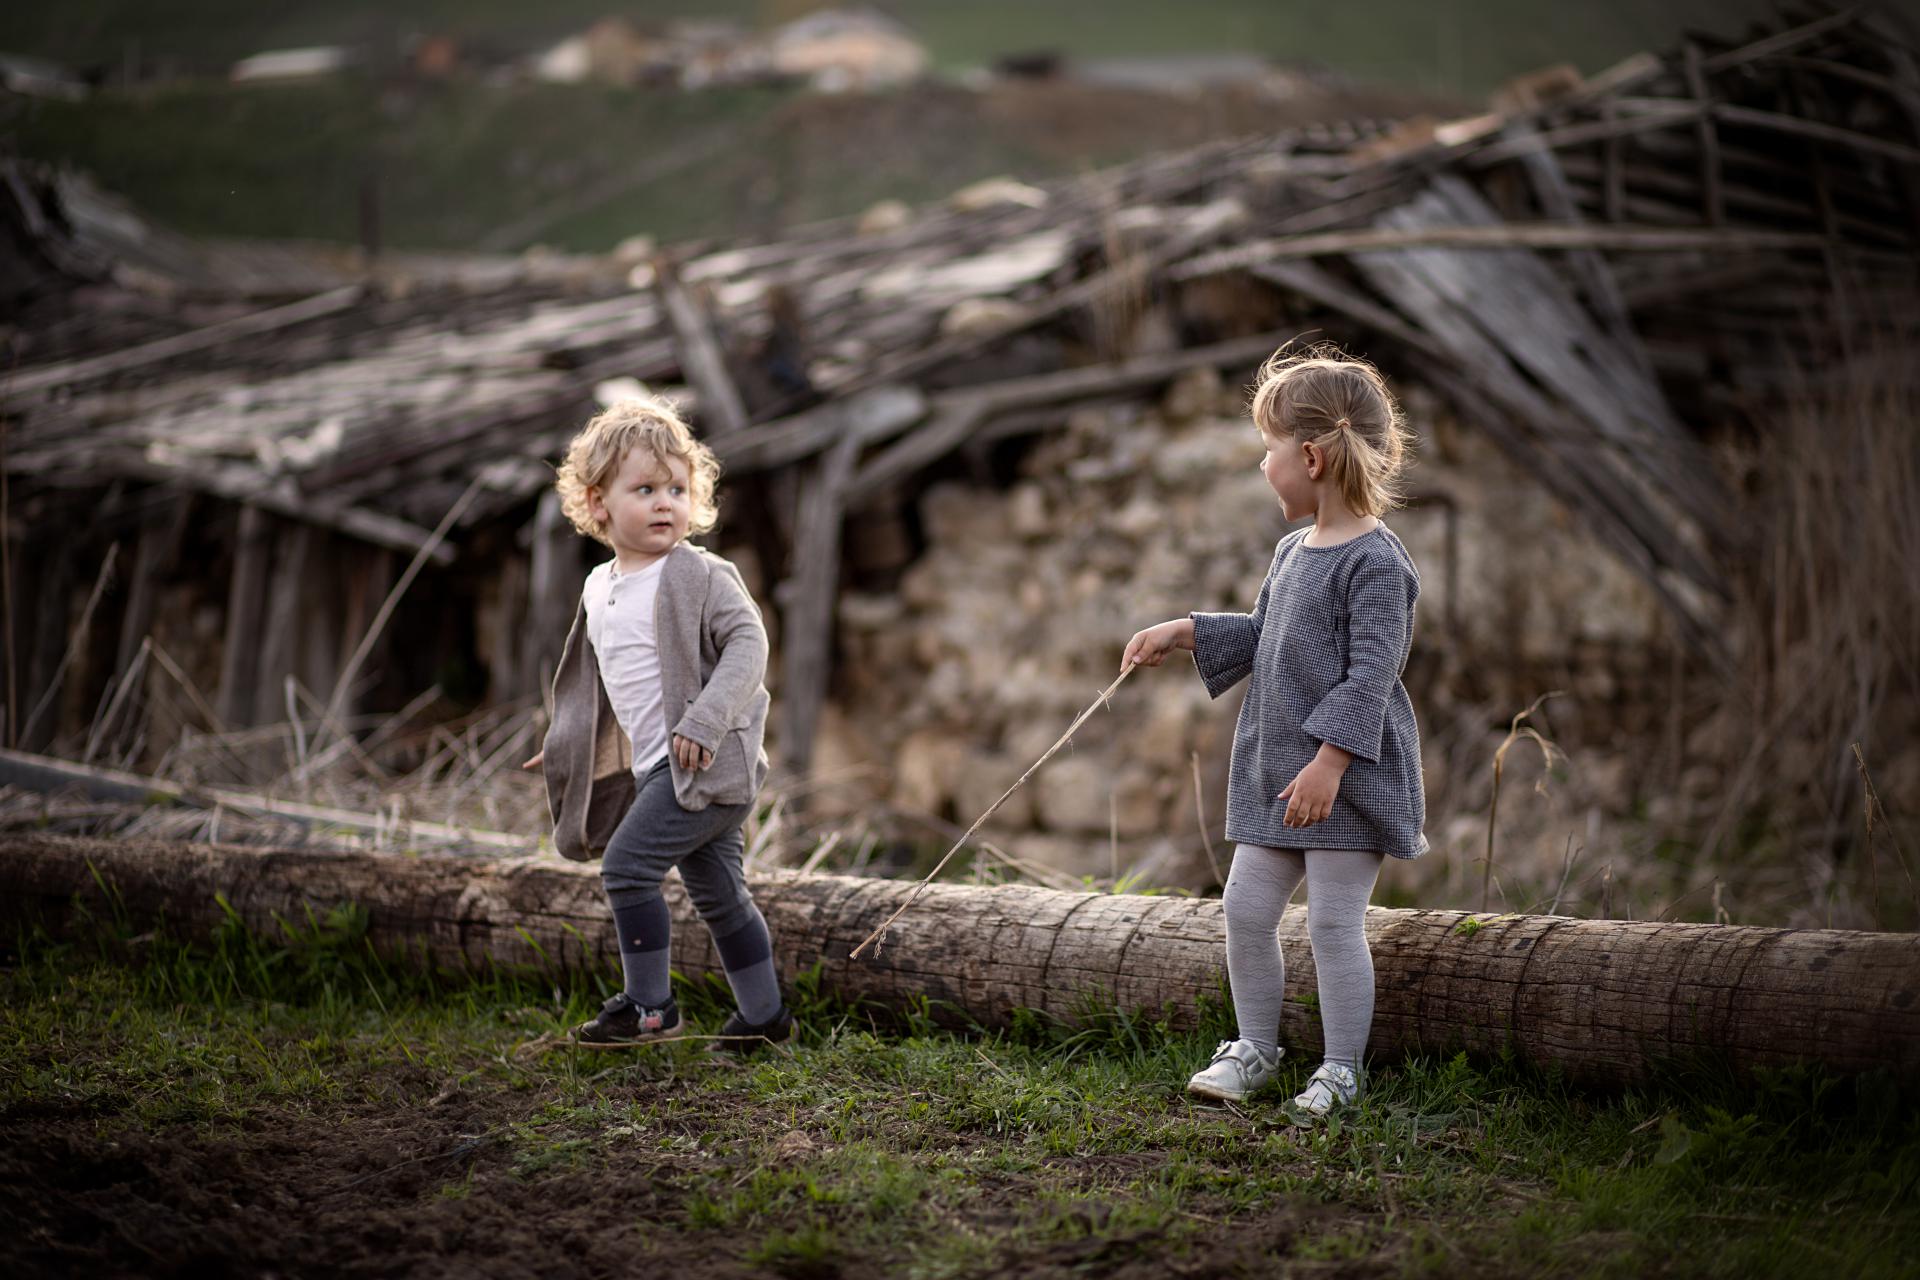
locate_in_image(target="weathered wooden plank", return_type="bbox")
[775,433,860,781]
[215,505,273,727]
[0,285,364,405]
[655,255,751,438]
[7,832,1919,1086]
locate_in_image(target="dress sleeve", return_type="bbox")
[1189,545,1283,700]
[1300,552,1410,764]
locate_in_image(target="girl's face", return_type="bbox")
[588,447,691,562]
[1259,428,1319,522]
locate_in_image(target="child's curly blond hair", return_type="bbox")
[1249,343,1414,519]
[554,397,722,545]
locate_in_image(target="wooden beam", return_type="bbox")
[0,750,528,852]
[10,832,1920,1087]
[1175,222,1826,280]
[1501,122,1659,387]
[0,286,365,405]
[216,504,273,727]
[655,256,750,439]
[711,385,926,475]
[4,456,458,566]
[1682,44,1726,227]
[775,432,860,782]
[840,331,1299,503]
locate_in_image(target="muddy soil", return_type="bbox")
[0,1068,1409,1280]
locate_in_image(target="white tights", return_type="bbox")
[1222,843,1383,1070]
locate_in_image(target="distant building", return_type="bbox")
[767,8,927,91]
[0,52,88,101]
[230,47,352,84]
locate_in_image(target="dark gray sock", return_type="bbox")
[609,893,673,1008]
[712,903,782,1025]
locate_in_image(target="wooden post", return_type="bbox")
[254,522,315,721]
[523,491,579,707]
[1683,42,1726,227]
[776,432,860,783]
[216,505,273,727]
[114,495,193,677]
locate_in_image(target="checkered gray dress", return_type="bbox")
[1191,524,1428,859]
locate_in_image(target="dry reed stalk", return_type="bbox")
[317,477,483,754]
[20,542,119,745]
[1704,354,1918,925]
[796,830,843,874]
[1191,750,1225,887]
[1482,691,1563,912]
[83,637,151,765]
[850,664,1134,959]
[281,683,443,786]
[1545,833,1578,916]
[287,679,388,781]
[1852,742,1917,924]
[1,405,12,748]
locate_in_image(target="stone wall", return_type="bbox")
[785,368,1687,896]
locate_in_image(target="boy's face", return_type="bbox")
[588,447,692,562]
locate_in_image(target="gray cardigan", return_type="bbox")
[543,542,771,862]
[1191,525,1428,860]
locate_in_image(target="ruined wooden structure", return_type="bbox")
[7,830,1918,1086]
[4,7,1916,785]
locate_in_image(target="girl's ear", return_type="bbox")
[1302,439,1321,480]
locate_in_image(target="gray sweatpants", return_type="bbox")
[601,759,756,933]
[599,760,781,1021]
[1222,843,1384,1070]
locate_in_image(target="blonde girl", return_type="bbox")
[1122,345,1426,1119]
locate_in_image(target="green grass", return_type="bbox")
[3,906,1917,1277]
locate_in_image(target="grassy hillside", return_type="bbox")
[1,72,1404,253]
[5,0,1797,96]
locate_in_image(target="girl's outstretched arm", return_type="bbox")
[1121,617,1194,670]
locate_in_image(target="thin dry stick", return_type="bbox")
[1852,743,1917,923]
[1191,751,1225,887]
[83,637,152,765]
[1483,691,1563,913]
[1,405,12,747]
[284,682,442,785]
[21,542,120,744]
[1108,790,1118,885]
[145,637,228,734]
[318,477,483,754]
[849,664,1134,959]
[1546,833,1578,916]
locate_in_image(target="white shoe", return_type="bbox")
[1283,1061,1364,1123]
[1186,1038,1283,1103]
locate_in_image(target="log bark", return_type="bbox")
[5,832,1917,1087]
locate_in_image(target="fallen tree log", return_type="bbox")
[5,833,1916,1087]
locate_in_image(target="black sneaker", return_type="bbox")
[572,993,682,1048]
[707,1004,795,1054]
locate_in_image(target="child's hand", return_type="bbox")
[672,733,714,771]
[1279,745,1354,828]
[520,750,544,772]
[1121,617,1195,671]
